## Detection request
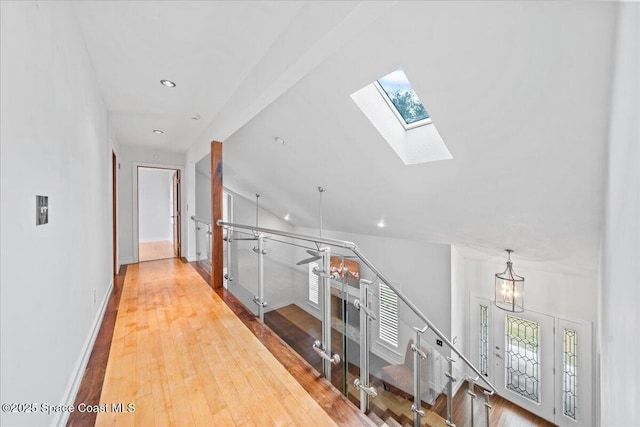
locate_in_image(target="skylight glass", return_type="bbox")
[377,69,429,126]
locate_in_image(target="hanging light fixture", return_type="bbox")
[495,249,525,312]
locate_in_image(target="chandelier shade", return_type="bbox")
[495,249,524,312]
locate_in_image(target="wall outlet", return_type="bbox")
[436,339,443,347]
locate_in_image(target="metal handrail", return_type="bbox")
[191,216,212,225]
[216,220,498,395]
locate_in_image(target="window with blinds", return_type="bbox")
[378,283,399,347]
[308,262,319,305]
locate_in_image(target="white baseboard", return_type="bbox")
[185,254,197,262]
[120,256,135,265]
[53,280,114,427]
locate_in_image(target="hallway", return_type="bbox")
[91,259,341,426]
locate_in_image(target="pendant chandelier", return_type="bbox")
[495,249,524,312]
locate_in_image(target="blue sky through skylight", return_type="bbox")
[377,69,429,125]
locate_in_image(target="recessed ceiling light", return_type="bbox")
[274,137,285,145]
[284,213,290,221]
[377,220,385,228]
[191,114,201,121]
[160,79,176,88]
[153,129,164,134]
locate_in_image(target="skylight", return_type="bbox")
[376,69,430,128]
[350,67,452,165]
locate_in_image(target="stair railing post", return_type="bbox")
[321,247,332,379]
[466,376,478,427]
[484,390,492,427]
[411,327,427,427]
[195,220,201,261]
[257,233,265,323]
[359,279,371,412]
[224,225,232,288]
[445,357,457,426]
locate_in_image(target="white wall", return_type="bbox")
[600,3,640,426]
[463,255,598,322]
[138,168,174,243]
[117,146,185,264]
[450,247,468,376]
[195,169,211,220]
[1,2,115,426]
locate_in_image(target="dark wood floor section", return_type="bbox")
[67,265,127,427]
[264,302,556,427]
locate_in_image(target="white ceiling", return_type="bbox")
[74,1,619,273]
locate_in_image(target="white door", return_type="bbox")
[494,309,555,423]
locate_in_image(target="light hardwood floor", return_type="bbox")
[138,240,174,262]
[96,259,339,427]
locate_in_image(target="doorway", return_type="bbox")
[470,297,594,426]
[137,166,181,262]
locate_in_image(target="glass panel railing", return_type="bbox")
[329,252,362,403]
[364,287,448,427]
[218,220,497,426]
[262,241,324,373]
[191,217,212,273]
[228,230,259,315]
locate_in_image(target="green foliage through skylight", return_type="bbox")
[377,69,429,125]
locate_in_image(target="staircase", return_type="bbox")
[208,218,498,427]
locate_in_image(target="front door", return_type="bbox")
[494,309,555,422]
[172,170,181,258]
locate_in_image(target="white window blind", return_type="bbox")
[308,262,319,305]
[378,283,399,347]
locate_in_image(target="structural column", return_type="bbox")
[211,141,223,289]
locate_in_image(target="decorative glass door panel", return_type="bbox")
[494,309,555,422]
[555,319,592,427]
[505,315,540,402]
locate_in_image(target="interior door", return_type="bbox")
[172,170,181,258]
[494,309,555,423]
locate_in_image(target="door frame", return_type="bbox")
[132,162,185,263]
[112,151,117,275]
[171,169,181,258]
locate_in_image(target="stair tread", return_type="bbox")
[366,410,386,426]
[384,416,404,427]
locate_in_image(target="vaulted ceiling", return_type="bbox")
[74,1,619,273]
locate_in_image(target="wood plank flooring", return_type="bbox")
[138,240,174,262]
[68,265,127,427]
[95,259,341,427]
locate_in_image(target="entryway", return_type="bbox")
[470,297,593,426]
[137,166,181,262]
